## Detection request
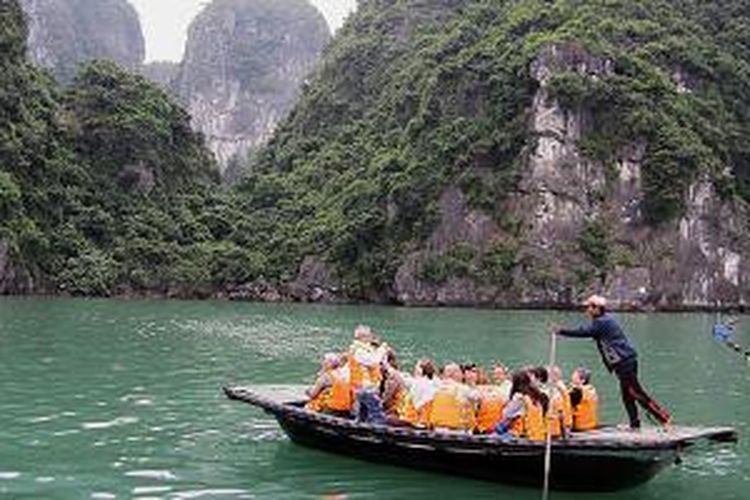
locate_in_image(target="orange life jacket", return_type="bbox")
[387,386,419,424]
[348,352,382,390]
[573,385,598,431]
[304,368,352,413]
[524,395,547,441]
[429,382,474,430]
[416,400,433,427]
[549,383,573,438]
[476,385,506,433]
[305,389,328,412]
[510,395,546,441]
[328,369,353,412]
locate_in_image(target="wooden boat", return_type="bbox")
[223,385,738,491]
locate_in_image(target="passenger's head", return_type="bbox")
[443,362,463,383]
[572,366,591,386]
[384,349,398,370]
[550,365,563,383]
[354,324,373,342]
[461,363,479,385]
[415,359,436,379]
[531,366,548,384]
[492,363,508,383]
[512,370,549,413]
[583,295,607,319]
[510,370,532,396]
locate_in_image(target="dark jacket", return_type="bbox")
[557,313,637,371]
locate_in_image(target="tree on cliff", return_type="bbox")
[239,0,750,306]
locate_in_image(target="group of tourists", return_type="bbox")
[305,295,674,439]
[305,325,598,441]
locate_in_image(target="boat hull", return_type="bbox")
[224,386,737,492]
[275,407,672,491]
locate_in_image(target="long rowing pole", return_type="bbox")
[542,328,558,500]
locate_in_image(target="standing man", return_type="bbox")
[553,295,671,430]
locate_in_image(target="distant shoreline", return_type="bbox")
[2,290,744,314]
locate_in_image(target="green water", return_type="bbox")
[0,298,747,499]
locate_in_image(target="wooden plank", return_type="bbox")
[228,386,738,447]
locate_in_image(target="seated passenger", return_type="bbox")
[548,366,573,438]
[429,363,479,432]
[569,366,598,431]
[410,359,438,426]
[495,370,548,441]
[461,363,480,386]
[475,367,509,434]
[382,352,411,422]
[305,353,352,415]
[382,357,438,427]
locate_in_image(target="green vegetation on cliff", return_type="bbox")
[240,0,750,298]
[3,0,750,303]
[1,0,264,295]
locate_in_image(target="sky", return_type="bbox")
[130,0,357,62]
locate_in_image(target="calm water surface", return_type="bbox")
[0,298,747,499]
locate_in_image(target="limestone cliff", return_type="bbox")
[174,0,330,174]
[394,43,750,310]
[140,61,179,91]
[20,0,144,82]
[248,0,750,310]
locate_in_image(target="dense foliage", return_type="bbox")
[3,0,750,300]
[240,0,750,298]
[0,0,265,296]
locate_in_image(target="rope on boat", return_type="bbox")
[542,329,557,500]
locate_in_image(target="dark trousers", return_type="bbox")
[614,359,671,428]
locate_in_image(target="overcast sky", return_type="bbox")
[130,0,357,62]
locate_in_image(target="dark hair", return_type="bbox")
[510,370,532,397]
[385,350,398,370]
[420,359,436,380]
[531,366,548,384]
[461,363,477,373]
[511,370,549,414]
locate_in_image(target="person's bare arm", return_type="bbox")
[306,373,332,399]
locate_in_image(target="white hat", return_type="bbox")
[583,295,607,308]
[354,324,373,340]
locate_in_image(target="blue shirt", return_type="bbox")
[713,323,733,343]
[558,313,637,371]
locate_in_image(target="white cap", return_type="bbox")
[354,324,373,340]
[583,294,607,308]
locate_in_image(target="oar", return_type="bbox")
[542,328,558,500]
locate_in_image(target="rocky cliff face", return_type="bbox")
[246,0,750,310]
[394,43,750,310]
[140,61,179,91]
[174,0,330,175]
[20,0,144,82]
